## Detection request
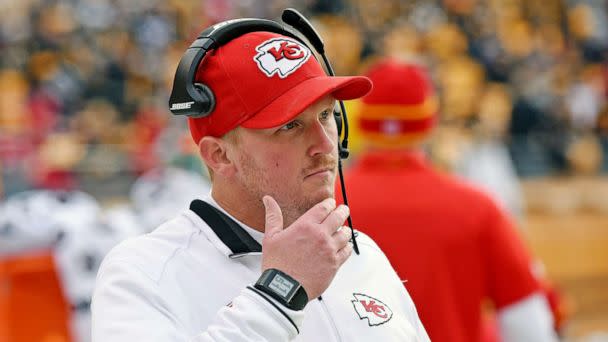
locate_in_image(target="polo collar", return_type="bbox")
[189,199,262,258]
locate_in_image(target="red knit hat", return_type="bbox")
[187,31,372,143]
[359,59,438,146]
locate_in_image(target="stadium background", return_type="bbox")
[0,0,607,341]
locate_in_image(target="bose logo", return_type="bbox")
[171,101,195,110]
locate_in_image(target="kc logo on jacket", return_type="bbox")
[351,293,393,326]
[254,38,311,78]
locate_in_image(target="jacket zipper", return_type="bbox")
[317,296,342,342]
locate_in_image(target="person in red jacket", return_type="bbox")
[340,58,558,342]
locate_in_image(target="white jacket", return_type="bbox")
[92,196,430,341]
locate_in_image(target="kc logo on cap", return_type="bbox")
[254,38,311,78]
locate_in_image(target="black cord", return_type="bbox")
[320,52,359,255]
[337,100,349,155]
[337,158,360,255]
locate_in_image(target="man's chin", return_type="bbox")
[308,186,334,204]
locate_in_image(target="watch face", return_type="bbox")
[268,273,296,299]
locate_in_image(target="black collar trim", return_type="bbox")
[189,199,262,257]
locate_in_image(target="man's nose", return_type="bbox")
[307,121,336,157]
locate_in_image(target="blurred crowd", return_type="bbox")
[1,1,607,341]
[1,0,608,199]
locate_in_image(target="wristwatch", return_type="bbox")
[254,268,309,311]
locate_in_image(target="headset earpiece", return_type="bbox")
[333,103,343,136]
[169,18,292,118]
[339,142,350,159]
[189,83,216,118]
[333,102,350,159]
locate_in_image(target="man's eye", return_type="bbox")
[320,110,331,121]
[279,121,300,131]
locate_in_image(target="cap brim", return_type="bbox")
[241,75,372,129]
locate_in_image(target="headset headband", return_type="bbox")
[169,18,307,118]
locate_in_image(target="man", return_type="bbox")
[92,30,429,341]
[340,58,558,342]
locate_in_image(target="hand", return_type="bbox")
[261,195,353,300]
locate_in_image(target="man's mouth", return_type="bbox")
[304,165,335,179]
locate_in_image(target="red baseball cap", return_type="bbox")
[187,31,372,143]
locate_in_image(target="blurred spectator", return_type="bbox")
[566,133,604,176]
[124,98,169,174]
[0,69,34,194]
[425,23,469,63]
[436,55,485,123]
[381,23,424,62]
[567,2,608,62]
[340,59,558,342]
[566,64,607,131]
[312,14,364,76]
[458,82,525,220]
[30,132,85,190]
[598,106,608,172]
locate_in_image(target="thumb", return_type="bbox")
[263,195,284,237]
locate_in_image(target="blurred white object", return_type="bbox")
[498,292,559,342]
[458,141,525,221]
[0,189,126,342]
[566,83,602,131]
[0,190,101,257]
[130,167,211,232]
[54,218,123,342]
[0,191,58,257]
[101,204,145,240]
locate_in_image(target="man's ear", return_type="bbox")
[198,136,236,177]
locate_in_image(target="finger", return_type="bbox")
[263,195,283,238]
[336,242,353,265]
[298,197,336,224]
[331,226,352,250]
[320,205,350,235]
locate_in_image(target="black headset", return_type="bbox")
[169,8,359,254]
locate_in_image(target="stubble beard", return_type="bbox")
[238,152,337,227]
